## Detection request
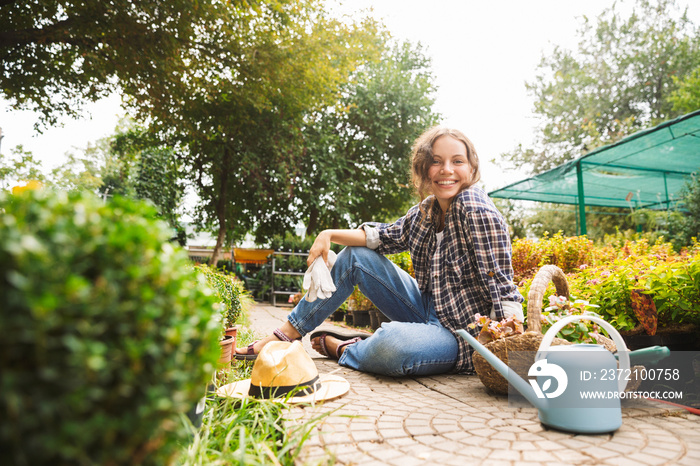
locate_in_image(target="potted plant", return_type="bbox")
[347,287,372,327]
[196,265,243,363]
[330,301,348,322]
[369,307,391,330]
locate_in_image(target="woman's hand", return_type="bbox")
[307,230,332,267]
[306,229,368,268]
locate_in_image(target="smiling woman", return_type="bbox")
[429,136,473,212]
[412,127,482,215]
[234,124,524,377]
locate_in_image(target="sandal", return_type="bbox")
[309,330,370,360]
[234,328,300,361]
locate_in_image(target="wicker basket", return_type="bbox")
[472,265,573,395]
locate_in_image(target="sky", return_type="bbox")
[2,0,700,192]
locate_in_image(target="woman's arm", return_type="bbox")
[307,229,367,267]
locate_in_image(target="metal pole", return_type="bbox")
[576,161,587,236]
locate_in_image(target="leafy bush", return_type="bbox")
[518,237,700,332]
[0,190,221,466]
[197,265,243,330]
[568,241,700,330]
[387,251,414,277]
[512,232,596,283]
[539,296,606,344]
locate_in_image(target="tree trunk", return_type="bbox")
[306,206,319,236]
[209,147,230,266]
[209,223,227,266]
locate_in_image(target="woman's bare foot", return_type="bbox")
[311,334,344,358]
[234,322,302,357]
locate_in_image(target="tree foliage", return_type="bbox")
[0,0,255,127]
[109,126,185,238]
[502,0,700,175]
[2,0,441,259]
[44,121,186,242]
[125,0,389,263]
[523,205,638,240]
[668,176,700,247]
[669,66,700,112]
[0,145,47,191]
[297,40,440,236]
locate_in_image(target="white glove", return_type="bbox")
[490,301,525,322]
[303,250,337,302]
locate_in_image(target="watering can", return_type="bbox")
[458,315,659,434]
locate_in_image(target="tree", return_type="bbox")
[669,66,700,112]
[0,145,47,191]
[668,176,700,248]
[523,204,638,240]
[297,40,440,235]
[0,0,252,127]
[127,0,384,264]
[48,122,186,242]
[109,126,185,237]
[49,150,104,194]
[502,0,700,175]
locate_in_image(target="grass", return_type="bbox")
[176,325,333,465]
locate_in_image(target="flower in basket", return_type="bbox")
[468,313,524,345]
[541,295,606,344]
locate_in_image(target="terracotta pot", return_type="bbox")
[219,335,234,366]
[225,326,239,360]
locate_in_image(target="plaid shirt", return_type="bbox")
[363,185,523,373]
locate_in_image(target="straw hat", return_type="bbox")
[216,340,350,404]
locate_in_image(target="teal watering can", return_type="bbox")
[458,315,649,434]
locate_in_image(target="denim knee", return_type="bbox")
[335,246,376,269]
[342,322,458,377]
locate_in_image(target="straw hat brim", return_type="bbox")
[216,374,349,404]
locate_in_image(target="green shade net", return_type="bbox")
[490,110,700,211]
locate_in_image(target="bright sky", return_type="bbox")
[2,0,700,191]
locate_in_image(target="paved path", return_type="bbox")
[245,303,700,465]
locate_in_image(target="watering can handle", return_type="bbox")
[537,315,631,393]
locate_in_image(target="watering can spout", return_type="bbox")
[456,329,547,410]
[624,345,670,366]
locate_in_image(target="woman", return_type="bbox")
[235,126,523,375]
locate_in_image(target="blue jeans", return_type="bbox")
[288,247,459,376]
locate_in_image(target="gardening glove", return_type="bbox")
[303,250,337,302]
[490,301,525,322]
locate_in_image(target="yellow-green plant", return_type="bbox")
[567,240,700,330]
[512,232,597,283]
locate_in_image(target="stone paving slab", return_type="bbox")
[245,304,700,465]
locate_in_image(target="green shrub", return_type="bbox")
[518,237,700,331]
[512,232,596,283]
[387,251,414,277]
[0,190,221,466]
[196,265,243,331]
[566,240,700,330]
